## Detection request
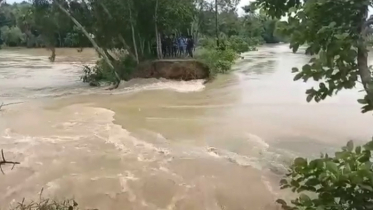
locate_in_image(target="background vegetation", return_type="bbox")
[0,0,283,49]
[0,0,287,85]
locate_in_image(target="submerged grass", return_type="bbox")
[10,189,84,210]
[13,198,77,210]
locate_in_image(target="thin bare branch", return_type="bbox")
[0,149,20,174]
[0,101,23,111]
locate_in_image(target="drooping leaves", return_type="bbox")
[277,139,373,210]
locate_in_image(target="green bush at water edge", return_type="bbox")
[195,47,237,75]
[81,55,138,86]
[196,36,258,76]
[277,139,373,210]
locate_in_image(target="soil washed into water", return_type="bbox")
[1,45,373,210]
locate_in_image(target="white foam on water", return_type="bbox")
[206,146,263,170]
[101,123,171,160]
[45,181,61,191]
[110,78,206,94]
[72,105,173,163]
[261,175,279,197]
[205,133,270,169]
[2,129,83,144]
[160,104,235,109]
[2,128,13,139]
[245,133,270,150]
[118,173,137,202]
[204,133,293,200]
[205,132,294,178]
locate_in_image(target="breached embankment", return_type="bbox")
[131,59,210,81]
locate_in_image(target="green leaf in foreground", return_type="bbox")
[346,140,354,152]
[275,140,373,210]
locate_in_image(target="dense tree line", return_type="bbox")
[0,0,282,50]
[0,1,89,48]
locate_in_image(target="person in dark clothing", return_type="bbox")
[186,35,194,58]
[177,36,184,57]
[165,35,172,58]
[161,36,166,58]
[171,34,178,57]
[152,42,157,57]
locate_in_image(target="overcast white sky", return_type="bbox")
[237,0,252,15]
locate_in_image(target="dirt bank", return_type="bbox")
[131,59,210,81]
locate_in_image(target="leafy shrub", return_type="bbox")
[198,37,217,49]
[196,36,259,75]
[64,32,80,48]
[0,26,25,46]
[199,35,258,53]
[227,35,253,53]
[277,139,373,210]
[81,55,137,86]
[114,55,138,81]
[196,47,237,75]
[245,37,264,49]
[81,59,116,86]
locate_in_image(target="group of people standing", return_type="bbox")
[161,34,194,58]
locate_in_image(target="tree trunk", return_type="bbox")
[155,27,162,59]
[127,0,139,64]
[154,0,162,59]
[138,33,145,56]
[48,46,56,62]
[215,0,219,47]
[130,23,139,63]
[358,8,373,107]
[147,41,151,54]
[103,48,116,61]
[58,33,62,47]
[55,1,120,84]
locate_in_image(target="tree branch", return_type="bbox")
[0,149,20,174]
[358,9,373,107]
[0,101,23,111]
[53,1,121,84]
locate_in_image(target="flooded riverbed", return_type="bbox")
[1,46,372,210]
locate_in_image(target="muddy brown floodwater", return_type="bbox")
[1,46,373,210]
